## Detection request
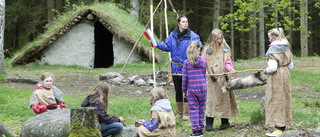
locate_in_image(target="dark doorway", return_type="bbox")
[94,21,114,68]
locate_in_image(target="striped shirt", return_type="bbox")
[182,56,207,93]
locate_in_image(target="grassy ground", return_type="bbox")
[1,56,320,136]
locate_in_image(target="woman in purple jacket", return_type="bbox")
[155,15,202,121]
[81,82,125,137]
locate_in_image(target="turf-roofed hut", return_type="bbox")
[10,2,166,69]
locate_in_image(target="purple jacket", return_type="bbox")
[182,56,207,93]
[156,28,202,74]
[81,97,120,124]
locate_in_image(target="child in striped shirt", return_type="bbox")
[182,41,207,137]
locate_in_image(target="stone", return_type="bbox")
[134,79,146,86]
[316,126,320,132]
[20,109,71,137]
[100,72,123,81]
[112,125,138,137]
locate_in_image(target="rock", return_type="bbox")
[135,90,142,94]
[112,125,138,137]
[278,130,320,137]
[156,71,166,78]
[147,79,154,85]
[316,126,320,132]
[134,79,146,86]
[109,77,124,85]
[128,75,139,82]
[143,87,153,92]
[100,72,123,80]
[20,109,71,137]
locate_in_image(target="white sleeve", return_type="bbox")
[264,59,278,74]
[288,61,293,69]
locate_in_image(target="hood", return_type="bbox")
[81,97,90,107]
[265,40,288,57]
[193,56,203,68]
[151,99,172,111]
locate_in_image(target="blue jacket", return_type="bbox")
[156,28,202,74]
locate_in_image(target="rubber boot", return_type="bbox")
[205,117,214,131]
[182,102,189,121]
[175,102,183,119]
[219,118,230,130]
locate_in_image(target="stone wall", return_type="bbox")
[40,23,95,69]
[40,22,140,69]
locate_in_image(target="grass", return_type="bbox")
[1,56,320,136]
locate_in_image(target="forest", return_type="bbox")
[4,0,320,61]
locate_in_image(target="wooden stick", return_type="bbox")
[151,0,156,88]
[120,0,163,75]
[172,69,263,76]
[167,0,179,18]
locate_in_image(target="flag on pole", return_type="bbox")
[143,29,157,47]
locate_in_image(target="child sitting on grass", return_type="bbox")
[138,87,176,137]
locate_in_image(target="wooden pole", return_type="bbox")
[158,2,163,70]
[167,0,179,18]
[164,0,171,62]
[150,0,156,88]
[120,0,163,75]
[172,69,263,76]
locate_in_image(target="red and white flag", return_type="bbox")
[143,29,157,47]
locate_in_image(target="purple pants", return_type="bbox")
[187,90,207,132]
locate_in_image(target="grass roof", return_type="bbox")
[10,2,169,66]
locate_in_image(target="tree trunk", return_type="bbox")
[240,30,245,59]
[69,107,101,137]
[130,0,139,20]
[0,0,6,80]
[47,0,55,24]
[249,29,253,58]
[182,0,186,14]
[259,0,265,57]
[230,0,234,60]
[300,0,308,57]
[0,122,17,137]
[55,0,64,13]
[253,11,257,58]
[213,0,220,29]
[287,0,293,51]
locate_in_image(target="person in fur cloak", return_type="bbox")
[81,82,125,137]
[201,29,239,131]
[138,87,175,137]
[264,28,293,137]
[29,72,66,115]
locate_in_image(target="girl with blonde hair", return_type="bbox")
[138,87,175,137]
[182,41,207,136]
[202,29,239,131]
[81,82,125,137]
[265,28,293,136]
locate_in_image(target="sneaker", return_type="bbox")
[190,130,203,137]
[266,130,284,137]
[205,125,213,131]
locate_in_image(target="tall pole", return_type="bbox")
[164,0,170,62]
[150,0,156,88]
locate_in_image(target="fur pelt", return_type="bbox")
[222,72,267,92]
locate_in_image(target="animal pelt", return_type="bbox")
[222,72,267,93]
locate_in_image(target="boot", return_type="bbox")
[182,102,189,121]
[219,118,230,130]
[175,102,183,119]
[205,117,214,131]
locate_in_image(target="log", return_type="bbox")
[69,107,101,137]
[0,122,17,137]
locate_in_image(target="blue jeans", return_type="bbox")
[100,122,123,136]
